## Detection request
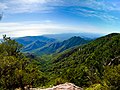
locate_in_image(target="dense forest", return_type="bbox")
[0,35,47,90]
[0,33,120,90]
[45,33,120,90]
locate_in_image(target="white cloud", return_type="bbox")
[0,0,55,13]
[0,0,119,22]
[0,2,8,11]
[0,21,107,38]
[48,0,120,22]
[21,0,47,4]
[0,0,117,13]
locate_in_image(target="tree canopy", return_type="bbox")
[0,35,47,90]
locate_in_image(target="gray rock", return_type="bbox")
[30,83,83,90]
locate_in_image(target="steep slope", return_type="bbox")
[57,36,89,53]
[15,36,56,46]
[46,33,120,88]
[34,36,89,55]
[23,40,47,52]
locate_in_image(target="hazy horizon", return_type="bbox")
[0,0,120,38]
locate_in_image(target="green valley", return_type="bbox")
[0,33,120,90]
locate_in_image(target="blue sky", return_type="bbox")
[0,0,120,38]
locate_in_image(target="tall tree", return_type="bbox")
[0,36,46,90]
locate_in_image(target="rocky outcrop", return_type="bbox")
[30,83,83,90]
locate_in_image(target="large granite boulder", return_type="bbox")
[31,83,83,90]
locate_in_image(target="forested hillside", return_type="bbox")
[15,35,92,55]
[34,36,89,55]
[45,33,120,90]
[0,35,47,90]
[1,0,120,90]
[0,33,120,90]
[23,40,47,52]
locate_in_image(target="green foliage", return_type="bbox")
[103,65,120,90]
[85,83,108,90]
[45,33,120,89]
[54,77,67,85]
[0,33,120,90]
[0,35,23,57]
[0,35,47,90]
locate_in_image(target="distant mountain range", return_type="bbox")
[15,36,56,46]
[14,33,103,55]
[42,33,103,41]
[6,33,119,89]
[23,40,47,52]
[33,36,89,55]
[47,33,120,87]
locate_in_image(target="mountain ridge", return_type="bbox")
[33,36,89,55]
[45,33,120,89]
[15,36,56,46]
[23,40,47,52]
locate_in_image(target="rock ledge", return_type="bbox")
[31,83,83,90]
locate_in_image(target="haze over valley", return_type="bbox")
[0,0,120,90]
